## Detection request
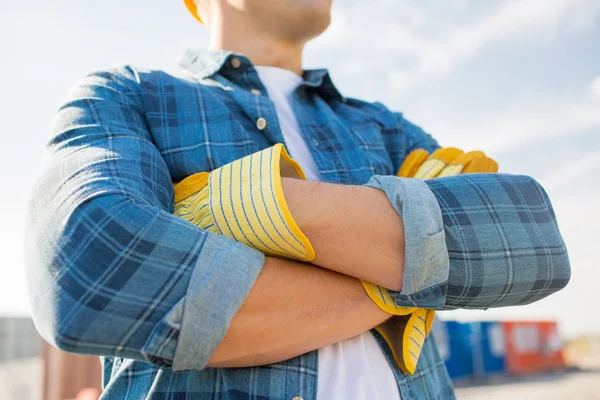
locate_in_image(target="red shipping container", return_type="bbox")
[42,341,102,400]
[503,321,565,375]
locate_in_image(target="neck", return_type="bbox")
[207,19,305,76]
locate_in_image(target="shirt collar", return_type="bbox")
[178,49,343,101]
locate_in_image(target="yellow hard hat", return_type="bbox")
[183,0,203,23]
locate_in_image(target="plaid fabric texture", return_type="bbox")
[24,49,570,399]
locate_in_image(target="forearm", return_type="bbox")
[208,256,390,368]
[282,177,406,291]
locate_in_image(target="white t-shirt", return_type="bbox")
[255,66,401,400]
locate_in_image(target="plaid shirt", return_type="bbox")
[25,49,570,400]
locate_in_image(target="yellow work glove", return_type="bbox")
[362,147,498,375]
[173,144,315,261]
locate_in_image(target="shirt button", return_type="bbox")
[311,138,319,147]
[230,57,241,68]
[291,397,303,400]
[251,88,261,96]
[256,117,267,130]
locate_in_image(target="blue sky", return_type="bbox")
[1,0,599,338]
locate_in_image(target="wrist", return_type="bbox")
[281,177,331,234]
[281,177,365,238]
[281,177,404,291]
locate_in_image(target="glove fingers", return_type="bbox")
[360,280,416,315]
[424,309,435,335]
[463,156,499,173]
[437,150,486,177]
[375,309,431,375]
[413,147,464,180]
[403,308,431,374]
[396,149,429,178]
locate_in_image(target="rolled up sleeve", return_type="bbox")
[365,175,450,308]
[427,173,571,309]
[141,234,264,371]
[365,173,571,310]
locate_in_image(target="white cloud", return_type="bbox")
[389,0,600,91]
[423,91,600,152]
[308,1,600,158]
[312,0,600,93]
[589,76,600,100]
[540,150,600,190]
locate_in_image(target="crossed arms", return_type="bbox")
[210,178,406,367]
[24,66,571,371]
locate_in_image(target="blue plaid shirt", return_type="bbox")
[25,49,571,399]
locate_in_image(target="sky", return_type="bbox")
[0,0,599,339]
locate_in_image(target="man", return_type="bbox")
[24,0,570,399]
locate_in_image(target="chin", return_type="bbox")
[310,0,333,19]
[312,12,332,37]
[272,0,332,41]
[301,5,332,38]
[286,15,330,41]
[310,0,333,8]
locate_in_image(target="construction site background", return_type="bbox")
[2,316,600,400]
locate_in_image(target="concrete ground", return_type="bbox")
[455,353,600,400]
[455,367,600,400]
[0,357,42,400]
